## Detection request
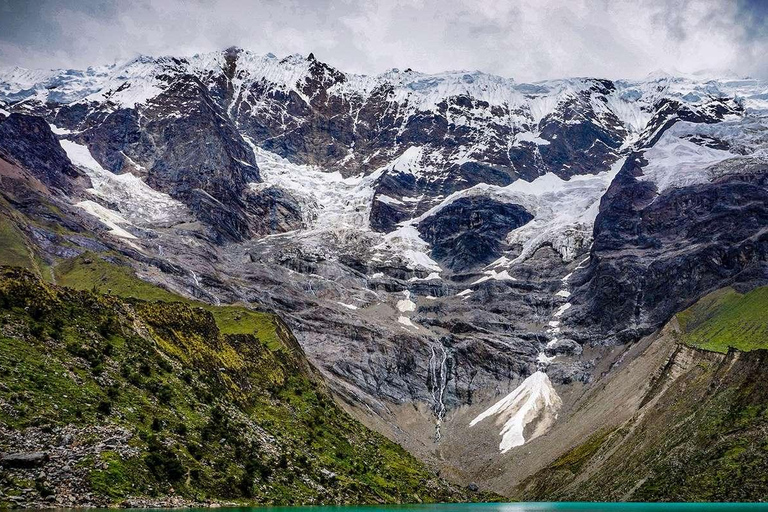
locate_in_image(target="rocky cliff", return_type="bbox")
[1,50,767,498]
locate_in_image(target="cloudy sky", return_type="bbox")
[1,0,766,81]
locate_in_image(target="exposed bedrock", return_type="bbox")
[417,197,534,271]
[569,155,768,343]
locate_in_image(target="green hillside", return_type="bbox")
[0,266,475,507]
[677,286,768,353]
[517,285,768,502]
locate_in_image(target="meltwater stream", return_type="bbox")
[428,342,450,442]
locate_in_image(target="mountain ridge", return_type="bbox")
[0,46,767,500]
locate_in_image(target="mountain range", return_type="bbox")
[0,47,767,505]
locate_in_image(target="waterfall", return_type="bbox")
[189,270,221,306]
[429,342,449,442]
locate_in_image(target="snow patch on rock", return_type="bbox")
[75,200,136,239]
[418,156,626,267]
[409,272,441,282]
[398,316,418,329]
[396,290,417,312]
[61,139,189,227]
[373,225,442,272]
[554,303,572,317]
[470,371,562,452]
[472,269,515,285]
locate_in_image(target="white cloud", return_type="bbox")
[0,0,765,80]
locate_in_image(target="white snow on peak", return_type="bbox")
[6,49,764,129]
[333,68,522,113]
[191,50,317,105]
[470,370,562,452]
[0,50,313,110]
[0,56,181,108]
[82,57,171,107]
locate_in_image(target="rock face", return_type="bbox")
[61,80,267,242]
[0,451,49,468]
[0,114,87,194]
[570,134,768,343]
[1,50,767,496]
[417,197,533,271]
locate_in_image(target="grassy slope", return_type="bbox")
[517,286,768,502]
[0,266,474,506]
[0,197,66,283]
[0,216,34,270]
[54,254,284,349]
[676,286,768,353]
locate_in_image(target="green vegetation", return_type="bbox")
[518,287,768,502]
[54,253,183,302]
[0,215,36,271]
[549,428,617,475]
[54,253,283,349]
[0,202,67,282]
[516,428,617,500]
[0,266,474,506]
[677,286,768,353]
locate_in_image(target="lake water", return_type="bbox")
[189,503,768,512]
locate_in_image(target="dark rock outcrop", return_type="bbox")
[571,155,768,340]
[244,185,305,234]
[0,451,49,468]
[417,197,533,271]
[0,114,87,194]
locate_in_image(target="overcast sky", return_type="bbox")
[1,0,767,81]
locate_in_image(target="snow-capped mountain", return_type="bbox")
[1,48,767,494]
